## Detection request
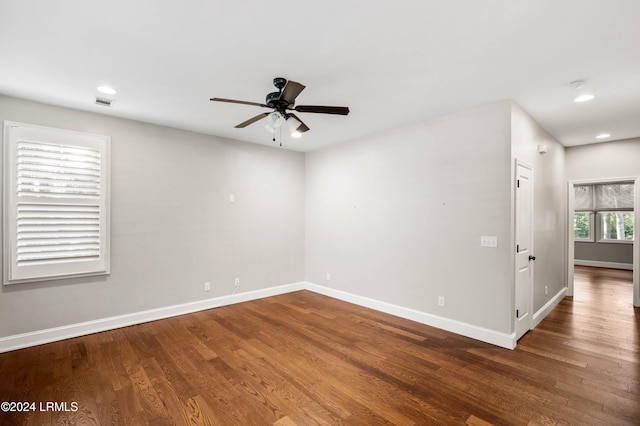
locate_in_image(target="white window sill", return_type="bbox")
[596,239,634,245]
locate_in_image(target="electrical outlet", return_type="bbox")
[204,282,211,291]
[234,277,240,287]
[438,296,445,307]
[545,286,548,296]
[326,272,331,281]
[229,194,235,203]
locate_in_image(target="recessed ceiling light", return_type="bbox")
[291,131,302,138]
[574,94,595,103]
[596,133,611,139]
[97,85,118,95]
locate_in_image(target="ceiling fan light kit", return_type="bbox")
[264,111,285,133]
[211,77,349,145]
[287,115,304,136]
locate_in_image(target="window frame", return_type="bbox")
[3,121,111,285]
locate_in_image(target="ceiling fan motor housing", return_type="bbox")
[266,91,292,110]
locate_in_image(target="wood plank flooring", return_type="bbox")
[0,266,638,425]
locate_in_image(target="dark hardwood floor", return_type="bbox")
[0,266,638,425]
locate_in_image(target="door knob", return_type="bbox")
[529,255,536,261]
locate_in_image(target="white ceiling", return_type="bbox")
[1,1,639,152]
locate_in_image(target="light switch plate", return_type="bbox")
[480,236,498,248]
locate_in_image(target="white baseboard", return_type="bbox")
[532,287,567,328]
[1,280,524,353]
[305,283,517,350]
[0,282,306,354]
[574,259,633,270]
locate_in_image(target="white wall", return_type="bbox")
[566,138,640,180]
[511,103,566,315]
[305,101,514,334]
[0,95,305,339]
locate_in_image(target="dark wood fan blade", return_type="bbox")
[294,105,350,115]
[234,113,269,128]
[288,113,310,133]
[279,81,305,105]
[211,98,268,108]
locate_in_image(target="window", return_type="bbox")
[574,185,594,241]
[573,182,634,245]
[600,211,634,242]
[3,121,110,284]
[574,212,593,241]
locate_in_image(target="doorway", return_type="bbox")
[567,177,640,307]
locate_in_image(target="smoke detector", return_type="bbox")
[569,80,586,90]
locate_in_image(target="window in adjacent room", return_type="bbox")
[574,211,593,241]
[3,121,110,284]
[595,182,634,243]
[573,181,634,244]
[574,184,594,242]
[600,211,634,242]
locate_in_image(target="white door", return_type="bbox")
[515,161,534,340]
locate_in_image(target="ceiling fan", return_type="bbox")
[210,77,349,138]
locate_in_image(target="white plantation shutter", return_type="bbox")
[16,204,101,264]
[4,122,110,284]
